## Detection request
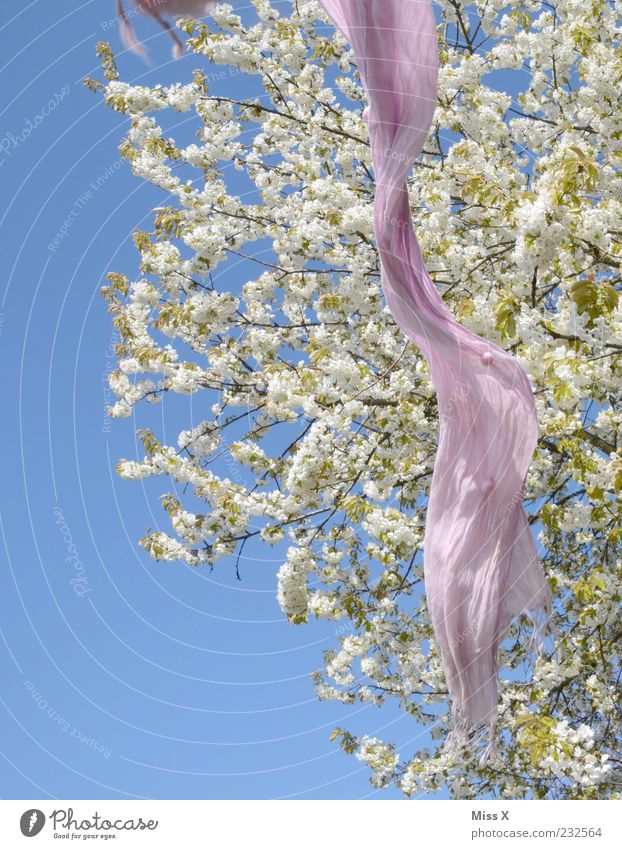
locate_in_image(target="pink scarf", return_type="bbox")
[318,0,551,746]
[116,0,216,58]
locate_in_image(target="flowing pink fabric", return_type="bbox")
[117,0,216,58]
[318,0,551,743]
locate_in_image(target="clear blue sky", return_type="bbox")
[0,0,453,800]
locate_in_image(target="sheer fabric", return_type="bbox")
[318,0,551,743]
[116,0,217,58]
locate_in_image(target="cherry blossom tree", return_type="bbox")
[88,0,622,798]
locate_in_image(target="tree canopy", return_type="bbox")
[89,0,622,797]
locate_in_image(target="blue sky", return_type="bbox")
[0,0,455,801]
